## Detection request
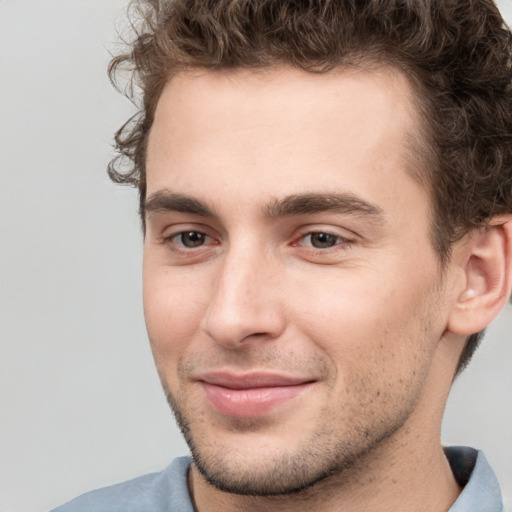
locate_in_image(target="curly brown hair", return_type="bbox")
[108,0,512,374]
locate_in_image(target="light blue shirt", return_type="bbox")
[51,446,503,511]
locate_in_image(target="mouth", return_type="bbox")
[197,372,316,418]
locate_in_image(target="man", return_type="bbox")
[52,0,512,510]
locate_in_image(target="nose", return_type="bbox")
[200,247,286,349]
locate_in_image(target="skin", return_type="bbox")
[143,66,470,511]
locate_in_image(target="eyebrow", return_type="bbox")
[144,191,216,218]
[265,193,384,221]
[144,190,384,222]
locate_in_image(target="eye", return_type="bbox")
[300,232,348,249]
[174,230,210,248]
[159,226,219,263]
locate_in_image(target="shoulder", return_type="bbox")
[50,456,194,512]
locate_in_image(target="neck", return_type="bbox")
[188,437,461,512]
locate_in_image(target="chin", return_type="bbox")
[191,444,348,496]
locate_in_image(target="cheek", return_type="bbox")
[143,265,210,372]
[296,289,440,433]
[292,266,441,385]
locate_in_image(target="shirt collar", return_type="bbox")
[446,446,503,512]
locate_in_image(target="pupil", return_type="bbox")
[311,233,337,248]
[182,231,205,247]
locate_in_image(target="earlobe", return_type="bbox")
[448,217,512,336]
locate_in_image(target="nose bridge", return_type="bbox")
[201,237,284,347]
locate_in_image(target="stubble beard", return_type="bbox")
[163,383,412,497]
[157,313,440,499]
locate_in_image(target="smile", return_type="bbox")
[198,373,315,418]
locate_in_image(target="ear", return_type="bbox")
[447,217,512,336]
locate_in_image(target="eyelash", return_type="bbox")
[163,230,217,251]
[295,231,353,250]
[162,229,353,254]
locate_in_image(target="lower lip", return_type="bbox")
[201,382,312,418]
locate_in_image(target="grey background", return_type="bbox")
[0,1,510,511]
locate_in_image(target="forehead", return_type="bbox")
[146,66,426,218]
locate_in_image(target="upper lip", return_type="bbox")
[197,372,315,390]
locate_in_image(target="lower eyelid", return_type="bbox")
[298,233,350,246]
[164,231,220,252]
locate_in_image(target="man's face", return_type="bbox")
[143,67,453,495]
